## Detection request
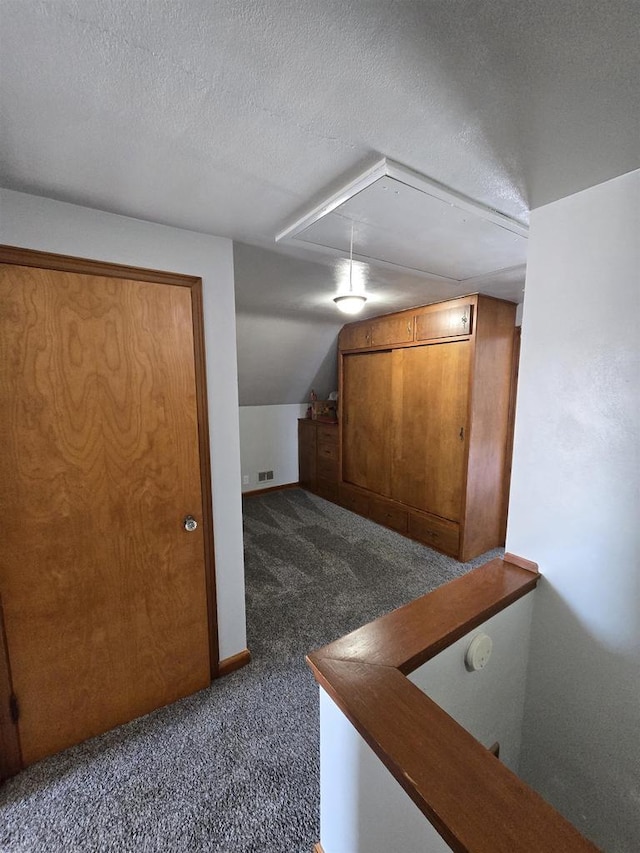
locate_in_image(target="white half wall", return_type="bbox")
[319,688,453,853]
[239,404,306,492]
[506,170,640,851]
[409,593,534,774]
[0,188,247,660]
[319,595,534,853]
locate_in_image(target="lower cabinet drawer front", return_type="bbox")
[338,486,370,516]
[318,440,338,461]
[369,497,408,533]
[317,456,339,482]
[317,426,338,444]
[316,480,338,502]
[409,512,459,556]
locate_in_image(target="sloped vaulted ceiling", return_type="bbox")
[1,1,638,404]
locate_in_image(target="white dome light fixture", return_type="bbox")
[333,293,367,314]
[334,223,367,315]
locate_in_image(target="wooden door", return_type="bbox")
[391,343,470,521]
[0,253,215,766]
[342,351,393,496]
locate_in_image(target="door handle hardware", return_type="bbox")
[183,515,198,532]
[459,427,464,441]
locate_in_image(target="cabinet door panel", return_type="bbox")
[370,314,414,346]
[339,323,371,350]
[342,352,393,496]
[416,303,473,341]
[391,343,470,521]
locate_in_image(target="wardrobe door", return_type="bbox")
[391,342,471,521]
[342,351,393,496]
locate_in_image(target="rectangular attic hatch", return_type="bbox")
[275,159,528,282]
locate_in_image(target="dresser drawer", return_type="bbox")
[315,480,338,503]
[317,440,338,461]
[317,425,338,444]
[317,456,339,482]
[408,512,459,557]
[369,497,408,533]
[338,485,370,516]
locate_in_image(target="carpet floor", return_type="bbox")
[0,489,502,852]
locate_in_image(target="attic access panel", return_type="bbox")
[276,159,528,282]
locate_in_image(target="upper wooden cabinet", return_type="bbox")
[339,322,371,350]
[339,297,475,353]
[338,310,415,350]
[415,302,473,341]
[370,314,414,347]
[338,294,518,561]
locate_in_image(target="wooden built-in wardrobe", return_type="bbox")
[301,294,518,562]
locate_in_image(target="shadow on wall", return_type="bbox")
[303,344,340,404]
[235,311,340,406]
[518,579,640,852]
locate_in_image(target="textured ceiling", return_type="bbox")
[1,1,638,240]
[1,0,638,402]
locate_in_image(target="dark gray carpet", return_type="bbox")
[0,489,502,852]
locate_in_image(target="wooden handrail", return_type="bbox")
[306,557,600,853]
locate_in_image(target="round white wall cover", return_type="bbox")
[465,633,493,671]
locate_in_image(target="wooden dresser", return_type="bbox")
[298,420,339,503]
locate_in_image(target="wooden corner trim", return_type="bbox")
[308,557,539,674]
[217,649,251,678]
[504,552,539,574]
[307,557,598,852]
[312,844,325,853]
[0,245,201,287]
[0,594,22,782]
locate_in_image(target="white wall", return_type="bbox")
[0,189,247,660]
[319,688,453,853]
[319,596,534,853]
[506,170,640,851]
[409,593,534,774]
[235,311,339,405]
[239,404,306,492]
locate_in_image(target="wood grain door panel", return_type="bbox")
[391,343,470,521]
[415,303,473,341]
[339,323,371,350]
[342,352,393,496]
[370,314,414,347]
[0,263,211,765]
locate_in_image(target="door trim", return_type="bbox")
[0,245,220,685]
[0,594,22,781]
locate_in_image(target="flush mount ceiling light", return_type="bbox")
[333,293,366,314]
[333,223,367,314]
